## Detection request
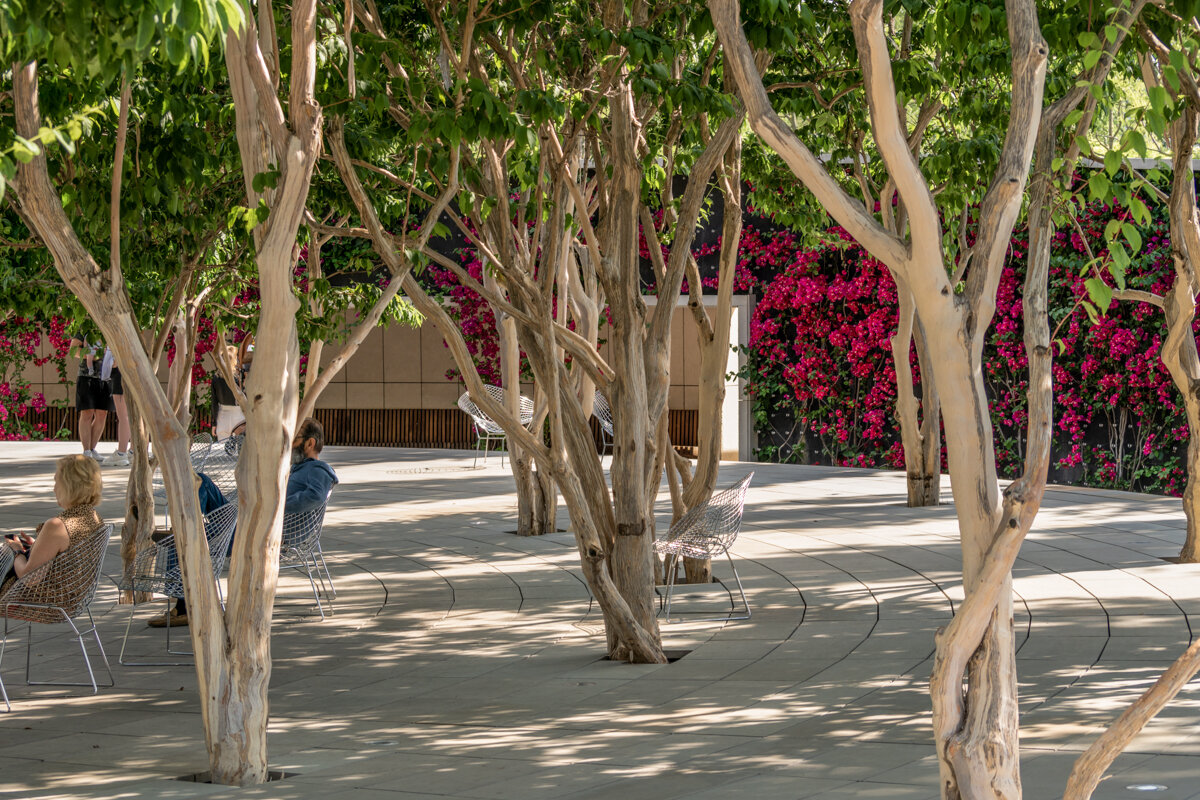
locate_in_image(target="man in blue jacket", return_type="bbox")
[286,417,338,514]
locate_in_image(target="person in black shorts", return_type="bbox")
[99,349,130,467]
[69,335,113,460]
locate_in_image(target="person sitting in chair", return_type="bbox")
[286,417,338,514]
[1,456,103,596]
[148,471,228,629]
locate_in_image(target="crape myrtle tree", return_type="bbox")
[0,58,248,596]
[1069,16,1200,565]
[713,0,1156,795]
[328,0,753,659]
[710,0,1051,795]
[1058,19,1200,796]
[5,0,326,784]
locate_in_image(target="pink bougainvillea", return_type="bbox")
[0,316,71,440]
[745,198,1189,496]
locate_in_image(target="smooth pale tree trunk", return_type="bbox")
[216,0,322,779]
[121,391,156,603]
[1157,107,1200,563]
[11,59,223,782]
[710,0,1047,794]
[680,134,743,583]
[891,281,941,506]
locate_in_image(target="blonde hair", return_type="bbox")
[56,454,102,507]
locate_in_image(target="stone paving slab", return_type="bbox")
[3,443,1200,798]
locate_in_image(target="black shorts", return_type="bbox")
[75,376,115,412]
[110,367,123,396]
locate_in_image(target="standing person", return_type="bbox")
[68,333,112,460]
[212,345,246,440]
[100,349,130,466]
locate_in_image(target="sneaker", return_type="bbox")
[84,449,99,460]
[147,607,188,628]
[101,451,130,467]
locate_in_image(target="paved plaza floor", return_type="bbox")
[2,442,1200,799]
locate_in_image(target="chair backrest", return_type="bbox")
[203,501,238,576]
[461,385,535,431]
[202,447,240,502]
[666,473,754,555]
[280,496,330,564]
[1,523,113,623]
[190,434,215,471]
[152,502,239,597]
[592,390,614,436]
[458,390,505,434]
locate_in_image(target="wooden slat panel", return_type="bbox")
[27,406,702,451]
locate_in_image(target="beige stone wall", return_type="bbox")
[26,303,711,413]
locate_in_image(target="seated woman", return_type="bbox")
[1,455,103,596]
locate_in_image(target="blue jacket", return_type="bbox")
[285,458,338,515]
[197,472,227,515]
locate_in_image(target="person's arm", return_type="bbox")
[12,518,69,578]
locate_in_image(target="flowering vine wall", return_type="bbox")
[744,200,1188,496]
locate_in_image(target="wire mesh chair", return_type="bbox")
[0,523,115,712]
[592,390,614,454]
[457,385,535,468]
[151,434,221,519]
[200,443,240,502]
[117,502,237,666]
[654,473,754,623]
[279,495,334,619]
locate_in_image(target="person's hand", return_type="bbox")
[18,533,34,549]
[5,535,27,554]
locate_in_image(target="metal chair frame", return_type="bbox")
[279,496,335,619]
[0,523,115,712]
[654,473,754,623]
[117,502,237,666]
[592,390,614,454]
[457,386,534,468]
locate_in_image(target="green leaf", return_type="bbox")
[1083,279,1113,314]
[1120,222,1142,254]
[1083,49,1102,70]
[1080,299,1100,324]
[1103,149,1121,176]
[11,136,40,164]
[135,9,156,51]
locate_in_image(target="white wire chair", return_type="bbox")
[279,494,335,619]
[117,502,238,666]
[200,438,241,502]
[592,390,614,454]
[0,523,115,712]
[151,433,222,522]
[457,385,535,468]
[654,473,754,623]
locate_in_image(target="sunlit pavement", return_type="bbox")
[2,442,1200,799]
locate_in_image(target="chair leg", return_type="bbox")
[662,553,680,624]
[0,617,12,712]
[659,551,751,624]
[165,596,194,656]
[121,596,192,667]
[314,543,336,600]
[724,549,752,621]
[303,559,329,620]
[25,609,113,691]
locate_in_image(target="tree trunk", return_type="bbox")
[892,280,942,506]
[593,57,659,650]
[121,390,156,603]
[1159,106,1200,564]
[710,0,1047,793]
